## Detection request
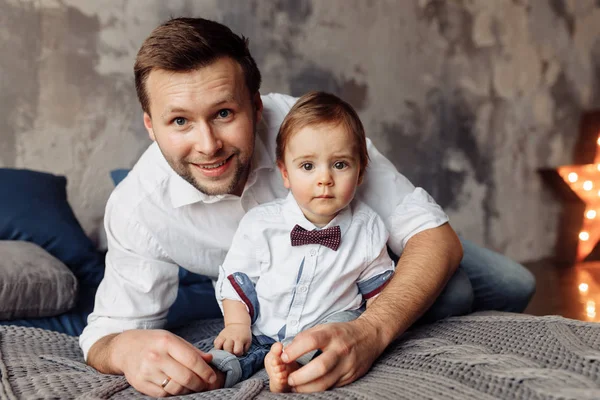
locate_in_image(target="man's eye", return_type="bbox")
[217,109,231,118]
[334,162,347,169]
[174,117,187,126]
[301,163,313,171]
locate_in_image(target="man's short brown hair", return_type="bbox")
[276,91,370,178]
[134,17,262,115]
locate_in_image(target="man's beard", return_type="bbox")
[175,150,250,196]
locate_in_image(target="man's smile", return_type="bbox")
[191,155,234,177]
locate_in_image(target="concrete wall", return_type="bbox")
[1,0,600,262]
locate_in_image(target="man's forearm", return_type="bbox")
[359,223,463,345]
[86,333,123,375]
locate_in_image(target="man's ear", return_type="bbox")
[253,92,264,125]
[277,160,291,189]
[143,112,156,141]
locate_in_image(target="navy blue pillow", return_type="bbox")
[109,169,131,186]
[0,169,105,286]
[109,169,220,326]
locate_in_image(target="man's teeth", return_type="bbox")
[200,159,227,169]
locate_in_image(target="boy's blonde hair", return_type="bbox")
[276,91,369,178]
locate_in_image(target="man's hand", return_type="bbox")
[281,318,386,392]
[213,323,252,356]
[89,329,223,397]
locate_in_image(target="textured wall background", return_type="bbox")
[1,0,600,262]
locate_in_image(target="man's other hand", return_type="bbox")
[281,319,386,392]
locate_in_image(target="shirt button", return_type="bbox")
[290,320,298,326]
[310,249,317,256]
[298,286,308,293]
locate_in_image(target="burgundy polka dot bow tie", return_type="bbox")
[290,224,341,251]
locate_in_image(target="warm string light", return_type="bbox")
[576,269,598,322]
[587,300,596,319]
[569,172,578,182]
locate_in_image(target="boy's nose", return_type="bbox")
[318,170,334,186]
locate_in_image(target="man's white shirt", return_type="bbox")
[79,93,449,360]
[216,192,395,343]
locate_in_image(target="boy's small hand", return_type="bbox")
[214,324,252,356]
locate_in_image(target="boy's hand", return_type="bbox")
[214,323,252,356]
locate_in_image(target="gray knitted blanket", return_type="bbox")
[2,313,600,399]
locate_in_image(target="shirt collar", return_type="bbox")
[168,120,275,208]
[282,191,353,238]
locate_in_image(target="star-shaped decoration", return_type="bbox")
[542,111,600,263]
[557,162,600,261]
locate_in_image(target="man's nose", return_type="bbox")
[192,123,223,156]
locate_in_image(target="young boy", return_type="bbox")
[210,91,395,392]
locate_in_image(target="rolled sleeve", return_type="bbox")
[79,202,179,361]
[357,212,396,298]
[357,138,449,256]
[215,212,262,314]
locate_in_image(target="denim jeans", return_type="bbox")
[412,237,536,323]
[0,237,535,336]
[209,336,275,388]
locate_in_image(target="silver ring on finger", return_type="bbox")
[160,376,171,389]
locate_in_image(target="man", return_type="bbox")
[79,17,535,397]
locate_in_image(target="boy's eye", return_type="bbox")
[301,163,314,171]
[174,117,187,126]
[217,109,231,118]
[334,161,347,169]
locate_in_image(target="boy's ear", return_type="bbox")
[357,172,364,186]
[277,161,291,189]
[143,112,156,141]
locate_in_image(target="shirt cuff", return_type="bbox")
[215,268,249,315]
[386,187,449,256]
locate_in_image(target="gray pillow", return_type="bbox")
[0,241,78,320]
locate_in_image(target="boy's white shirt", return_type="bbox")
[216,191,395,342]
[79,93,449,360]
